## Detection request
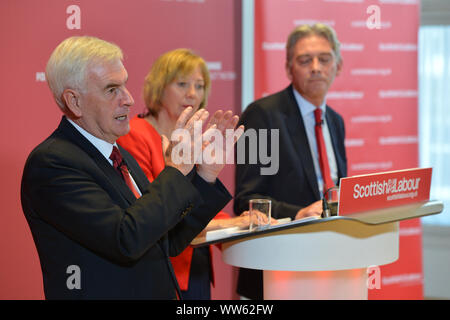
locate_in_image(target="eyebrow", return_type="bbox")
[104,77,128,90]
[176,75,205,82]
[104,83,118,90]
[298,52,333,58]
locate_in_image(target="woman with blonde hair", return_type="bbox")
[118,48,261,299]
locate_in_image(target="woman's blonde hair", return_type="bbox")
[142,48,211,117]
[46,36,123,113]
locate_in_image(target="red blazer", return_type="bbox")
[118,115,229,290]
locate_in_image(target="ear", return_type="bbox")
[285,61,293,82]
[336,60,343,77]
[62,89,82,118]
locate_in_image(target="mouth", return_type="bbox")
[182,105,194,109]
[309,78,325,82]
[115,114,128,121]
[309,77,327,83]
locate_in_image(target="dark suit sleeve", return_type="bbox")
[21,146,230,266]
[167,172,231,256]
[326,107,348,179]
[234,103,303,219]
[335,113,347,178]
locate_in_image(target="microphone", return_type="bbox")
[321,197,331,218]
[322,186,339,217]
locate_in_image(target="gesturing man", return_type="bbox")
[21,36,242,299]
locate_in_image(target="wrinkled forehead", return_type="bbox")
[86,59,128,85]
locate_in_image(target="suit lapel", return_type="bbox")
[57,117,138,205]
[325,108,346,181]
[281,86,321,199]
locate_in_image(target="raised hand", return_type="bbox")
[196,110,245,183]
[162,108,244,182]
[162,107,209,175]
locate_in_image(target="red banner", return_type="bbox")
[1,0,240,300]
[1,0,423,300]
[254,0,422,299]
[339,168,432,216]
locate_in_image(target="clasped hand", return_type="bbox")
[162,107,244,183]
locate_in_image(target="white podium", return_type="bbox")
[223,218,397,299]
[192,200,443,300]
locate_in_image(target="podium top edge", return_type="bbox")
[191,200,443,248]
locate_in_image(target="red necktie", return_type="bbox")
[109,146,141,198]
[314,108,335,195]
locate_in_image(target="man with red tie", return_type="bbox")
[20,36,242,299]
[234,23,348,300]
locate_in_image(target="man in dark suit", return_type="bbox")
[21,36,242,299]
[234,24,348,299]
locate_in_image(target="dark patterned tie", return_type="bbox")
[109,146,140,198]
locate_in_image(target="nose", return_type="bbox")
[311,57,321,73]
[186,84,198,99]
[122,87,135,107]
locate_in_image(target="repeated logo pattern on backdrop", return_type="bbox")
[1,0,423,300]
[1,0,240,299]
[254,0,422,299]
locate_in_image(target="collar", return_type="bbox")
[66,117,115,162]
[292,87,327,120]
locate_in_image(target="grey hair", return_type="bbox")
[46,36,123,112]
[286,23,342,67]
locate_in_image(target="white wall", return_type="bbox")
[423,225,450,299]
[420,0,450,300]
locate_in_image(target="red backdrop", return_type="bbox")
[1,0,422,300]
[254,0,422,299]
[0,0,241,300]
